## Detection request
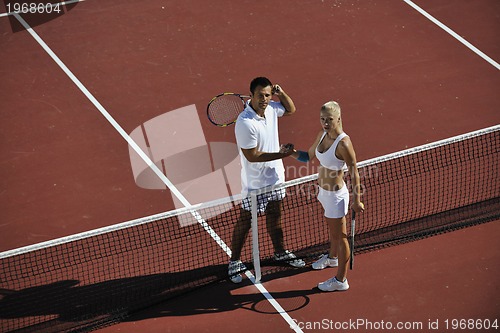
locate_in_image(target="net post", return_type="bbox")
[250,191,261,282]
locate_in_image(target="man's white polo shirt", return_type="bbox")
[235,100,286,196]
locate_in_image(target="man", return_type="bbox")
[229,77,305,283]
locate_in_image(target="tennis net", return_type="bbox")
[1,125,498,332]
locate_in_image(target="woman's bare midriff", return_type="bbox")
[318,166,345,191]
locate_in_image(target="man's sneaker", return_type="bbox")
[228,260,245,283]
[318,277,349,292]
[312,254,338,270]
[274,250,305,268]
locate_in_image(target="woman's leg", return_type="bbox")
[326,216,349,281]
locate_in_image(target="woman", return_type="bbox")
[292,101,364,291]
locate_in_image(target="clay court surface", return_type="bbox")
[0,0,499,332]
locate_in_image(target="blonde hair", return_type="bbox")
[321,101,343,131]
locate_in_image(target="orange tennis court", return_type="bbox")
[1,1,499,332]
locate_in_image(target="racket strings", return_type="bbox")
[208,94,245,126]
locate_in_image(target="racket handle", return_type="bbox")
[350,209,356,270]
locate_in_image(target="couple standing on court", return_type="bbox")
[228,77,365,292]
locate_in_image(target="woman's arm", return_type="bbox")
[338,137,365,213]
[291,130,323,162]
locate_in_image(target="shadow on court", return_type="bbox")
[0,265,319,332]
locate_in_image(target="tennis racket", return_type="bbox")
[207,93,249,127]
[349,210,356,270]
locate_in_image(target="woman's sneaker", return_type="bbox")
[312,254,338,270]
[318,277,349,292]
[228,260,246,283]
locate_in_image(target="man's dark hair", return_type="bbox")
[250,77,272,94]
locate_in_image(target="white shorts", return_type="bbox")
[241,188,286,213]
[317,185,349,219]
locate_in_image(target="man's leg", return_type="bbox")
[230,208,252,261]
[228,208,252,283]
[266,199,305,268]
[265,200,285,254]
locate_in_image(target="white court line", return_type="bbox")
[9,15,226,255]
[11,12,303,333]
[404,0,500,70]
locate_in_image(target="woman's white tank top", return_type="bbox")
[315,132,348,171]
